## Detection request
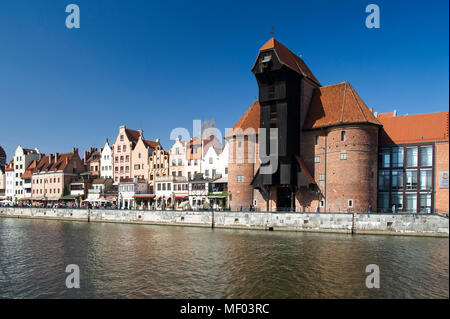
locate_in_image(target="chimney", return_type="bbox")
[138,129,143,137]
[156,138,160,144]
[54,153,59,163]
[369,107,373,113]
[49,154,53,163]
[374,112,378,118]
[393,109,397,117]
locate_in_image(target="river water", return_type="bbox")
[0,218,448,298]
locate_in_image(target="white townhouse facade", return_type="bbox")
[5,160,15,201]
[201,142,228,180]
[118,178,148,209]
[100,139,113,179]
[13,146,41,201]
[169,138,187,178]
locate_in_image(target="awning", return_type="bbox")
[133,194,155,199]
[60,195,77,200]
[175,196,188,199]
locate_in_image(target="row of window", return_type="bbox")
[102,165,112,171]
[32,188,61,195]
[379,146,432,168]
[315,131,347,145]
[33,177,61,184]
[378,192,432,213]
[378,169,432,191]
[171,159,184,166]
[115,156,130,163]
[314,152,347,163]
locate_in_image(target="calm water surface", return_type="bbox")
[0,218,448,298]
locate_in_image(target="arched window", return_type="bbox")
[341,131,346,142]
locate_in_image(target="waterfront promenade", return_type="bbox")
[0,207,448,237]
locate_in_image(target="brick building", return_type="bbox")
[227,38,449,213]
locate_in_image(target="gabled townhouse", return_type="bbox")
[83,147,101,178]
[202,142,229,180]
[13,146,41,201]
[5,160,14,201]
[30,148,86,204]
[169,138,187,178]
[132,135,159,181]
[149,145,170,193]
[20,160,38,202]
[100,139,113,179]
[0,164,5,200]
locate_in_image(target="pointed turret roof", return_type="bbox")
[257,38,320,86]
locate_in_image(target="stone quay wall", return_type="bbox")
[0,207,448,237]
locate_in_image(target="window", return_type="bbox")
[175,148,180,155]
[341,131,346,142]
[237,175,244,183]
[348,199,353,207]
[391,170,403,191]
[406,169,417,190]
[378,170,390,191]
[314,156,320,163]
[420,146,432,167]
[225,167,228,174]
[117,146,121,152]
[205,170,209,177]
[115,156,118,163]
[378,192,389,212]
[178,171,182,177]
[238,141,242,148]
[320,200,325,207]
[319,174,324,181]
[138,153,142,159]
[392,148,404,168]
[340,152,347,160]
[379,149,390,168]
[212,169,216,177]
[419,193,432,213]
[178,159,182,166]
[134,164,140,170]
[406,147,418,167]
[420,169,432,190]
[126,155,129,162]
[392,193,403,211]
[162,183,166,191]
[209,158,213,164]
[120,135,124,141]
[315,136,319,145]
[157,183,161,191]
[167,183,171,191]
[405,193,417,213]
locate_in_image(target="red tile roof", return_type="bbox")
[258,38,320,86]
[32,152,77,174]
[304,82,381,129]
[125,128,141,142]
[21,160,37,179]
[378,111,449,145]
[144,140,159,149]
[225,100,260,138]
[5,160,14,171]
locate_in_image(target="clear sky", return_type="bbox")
[0,0,448,160]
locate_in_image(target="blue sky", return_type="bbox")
[0,0,448,160]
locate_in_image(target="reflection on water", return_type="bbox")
[0,218,448,298]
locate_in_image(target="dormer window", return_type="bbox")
[261,55,272,63]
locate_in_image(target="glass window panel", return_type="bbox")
[420,146,432,167]
[392,148,404,168]
[378,170,390,191]
[406,147,418,167]
[391,193,403,211]
[379,149,390,168]
[419,193,432,213]
[405,193,417,213]
[420,169,432,190]
[406,169,418,190]
[377,193,389,212]
[391,170,403,191]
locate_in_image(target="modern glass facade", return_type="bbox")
[377,144,434,213]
